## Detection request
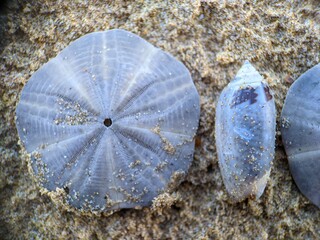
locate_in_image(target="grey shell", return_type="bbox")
[215,61,276,202]
[15,29,200,212]
[281,63,320,208]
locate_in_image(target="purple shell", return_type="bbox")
[215,61,276,202]
[281,63,320,208]
[15,29,200,212]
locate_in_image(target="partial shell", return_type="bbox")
[215,61,276,202]
[16,29,200,212]
[281,63,320,208]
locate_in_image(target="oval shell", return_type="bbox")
[215,61,276,202]
[15,29,200,212]
[281,63,320,208]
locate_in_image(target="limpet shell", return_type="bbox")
[16,29,200,212]
[215,61,276,202]
[281,63,320,208]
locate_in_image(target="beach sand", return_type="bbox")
[1,0,320,239]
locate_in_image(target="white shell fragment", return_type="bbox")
[215,61,276,202]
[281,63,320,208]
[15,29,200,212]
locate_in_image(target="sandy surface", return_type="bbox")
[1,0,320,239]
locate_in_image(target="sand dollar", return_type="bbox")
[281,63,320,208]
[16,29,200,212]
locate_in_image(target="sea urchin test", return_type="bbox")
[16,29,200,212]
[281,64,320,208]
[215,61,276,202]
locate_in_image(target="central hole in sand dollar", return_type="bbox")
[104,118,112,127]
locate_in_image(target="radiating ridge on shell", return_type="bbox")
[215,61,276,202]
[281,63,320,208]
[15,29,200,212]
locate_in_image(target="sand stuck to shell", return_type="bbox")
[15,29,200,212]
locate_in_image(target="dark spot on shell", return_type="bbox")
[104,118,112,127]
[231,86,258,108]
[262,83,273,101]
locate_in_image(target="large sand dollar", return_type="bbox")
[16,29,200,212]
[281,63,320,208]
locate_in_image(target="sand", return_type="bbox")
[1,0,320,239]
